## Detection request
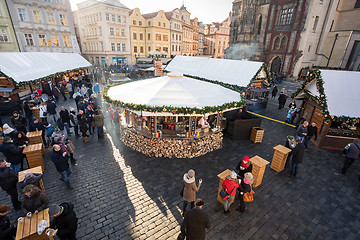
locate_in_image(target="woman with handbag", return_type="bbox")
[222,171,239,214]
[237,172,254,214]
[182,169,202,217]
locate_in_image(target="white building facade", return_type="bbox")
[6,0,80,53]
[166,8,183,57]
[73,0,131,66]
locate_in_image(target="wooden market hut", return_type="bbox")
[0,52,91,113]
[104,73,245,158]
[293,69,360,150]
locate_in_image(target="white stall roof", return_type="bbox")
[0,52,91,84]
[107,74,241,109]
[321,70,360,118]
[165,55,264,87]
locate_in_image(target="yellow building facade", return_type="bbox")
[129,8,146,63]
[0,1,19,52]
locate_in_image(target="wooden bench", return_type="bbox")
[18,166,45,193]
[16,208,53,240]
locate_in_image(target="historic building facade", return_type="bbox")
[166,8,183,57]
[180,4,193,56]
[198,21,204,55]
[0,0,19,52]
[6,0,79,53]
[129,8,146,63]
[203,17,230,58]
[191,17,199,56]
[73,0,131,66]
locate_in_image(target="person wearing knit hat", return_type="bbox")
[0,204,16,240]
[222,171,239,214]
[236,156,253,179]
[236,172,254,213]
[47,202,78,239]
[182,169,202,217]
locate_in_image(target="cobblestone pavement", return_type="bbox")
[1,81,360,239]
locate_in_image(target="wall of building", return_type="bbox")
[169,8,182,56]
[0,0,19,52]
[129,8,146,63]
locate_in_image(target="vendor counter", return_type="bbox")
[121,128,223,158]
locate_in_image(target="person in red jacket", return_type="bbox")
[222,171,239,214]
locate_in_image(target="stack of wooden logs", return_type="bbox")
[121,129,223,158]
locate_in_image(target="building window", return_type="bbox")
[24,33,34,45]
[122,43,126,51]
[111,43,115,51]
[0,29,9,42]
[279,8,293,25]
[63,36,70,47]
[163,34,168,41]
[286,8,293,25]
[163,23,165,27]
[156,34,161,41]
[139,21,142,26]
[121,29,125,36]
[163,47,168,53]
[134,46,138,53]
[158,22,161,27]
[117,43,121,51]
[355,0,360,8]
[118,16,122,23]
[115,28,119,36]
[110,28,114,36]
[99,27,102,36]
[33,11,41,23]
[148,21,151,26]
[39,34,47,46]
[60,14,67,26]
[133,20,136,25]
[308,45,311,52]
[139,33,143,40]
[280,9,287,25]
[133,33,137,40]
[313,16,319,31]
[148,33,151,40]
[273,37,280,50]
[156,46,161,51]
[280,37,287,50]
[140,46,144,53]
[51,35,59,46]
[18,8,26,21]
[47,13,55,24]
[112,15,115,21]
[148,46,151,51]
[106,14,109,21]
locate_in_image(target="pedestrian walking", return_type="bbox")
[0,159,22,210]
[0,204,17,240]
[73,92,82,112]
[59,107,72,136]
[56,118,66,136]
[51,145,73,189]
[304,122,318,149]
[52,85,60,102]
[23,101,33,129]
[20,173,43,189]
[179,199,210,240]
[79,112,89,143]
[66,82,74,99]
[182,169,202,216]
[278,90,287,109]
[288,100,296,109]
[85,105,95,135]
[290,108,299,124]
[285,135,296,168]
[287,139,305,178]
[93,83,100,96]
[11,111,27,134]
[222,171,239,214]
[286,107,295,123]
[296,121,308,142]
[65,139,77,166]
[80,84,88,96]
[341,138,360,175]
[113,108,122,137]
[236,172,254,214]
[39,102,48,123]
[21,185,49,216]
[69,108,80,137]
[236,156,252,179]
[271,86,278,99]
[77,99,86,112]
[47,98,57,122]
[93,109,104,139]
[47,203,78,240]
[0,137,26,175]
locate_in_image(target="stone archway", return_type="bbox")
[271,56,282,73]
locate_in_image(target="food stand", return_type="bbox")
[104,73,245,158]
[292,69,360,150]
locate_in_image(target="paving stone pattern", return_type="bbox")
[1,81,360,239]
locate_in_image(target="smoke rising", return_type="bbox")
[225,43,260,61]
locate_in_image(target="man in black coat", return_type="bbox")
[51,145,73,189]
[0,159,21,210]
[278,92,287,109]
[304,122,318,149]
[11,111,27,134]
[0,137,26,174]
[59,107,72,136]
[47,98,57,122]
[47,203,78,240]
[287,139,305,177]
[180,199,210,240]
[341,138,360,175]
[23,101,33,129]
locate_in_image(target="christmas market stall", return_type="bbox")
[165,55,272,111]
[0,52,91,114]
[292,69,360,150]
[104,73,245,158]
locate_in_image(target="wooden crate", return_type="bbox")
[249,155,269,188]
[250,127,264,143]
[216,169,235,205]
[31,107,40,120]
[270,145,292,172]
[26,131,45,155]
[16,208,53,240]
[23,144,44,170]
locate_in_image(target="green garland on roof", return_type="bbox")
[0,67,90,87]
[292,69,360,124]
[102,80,246,115]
